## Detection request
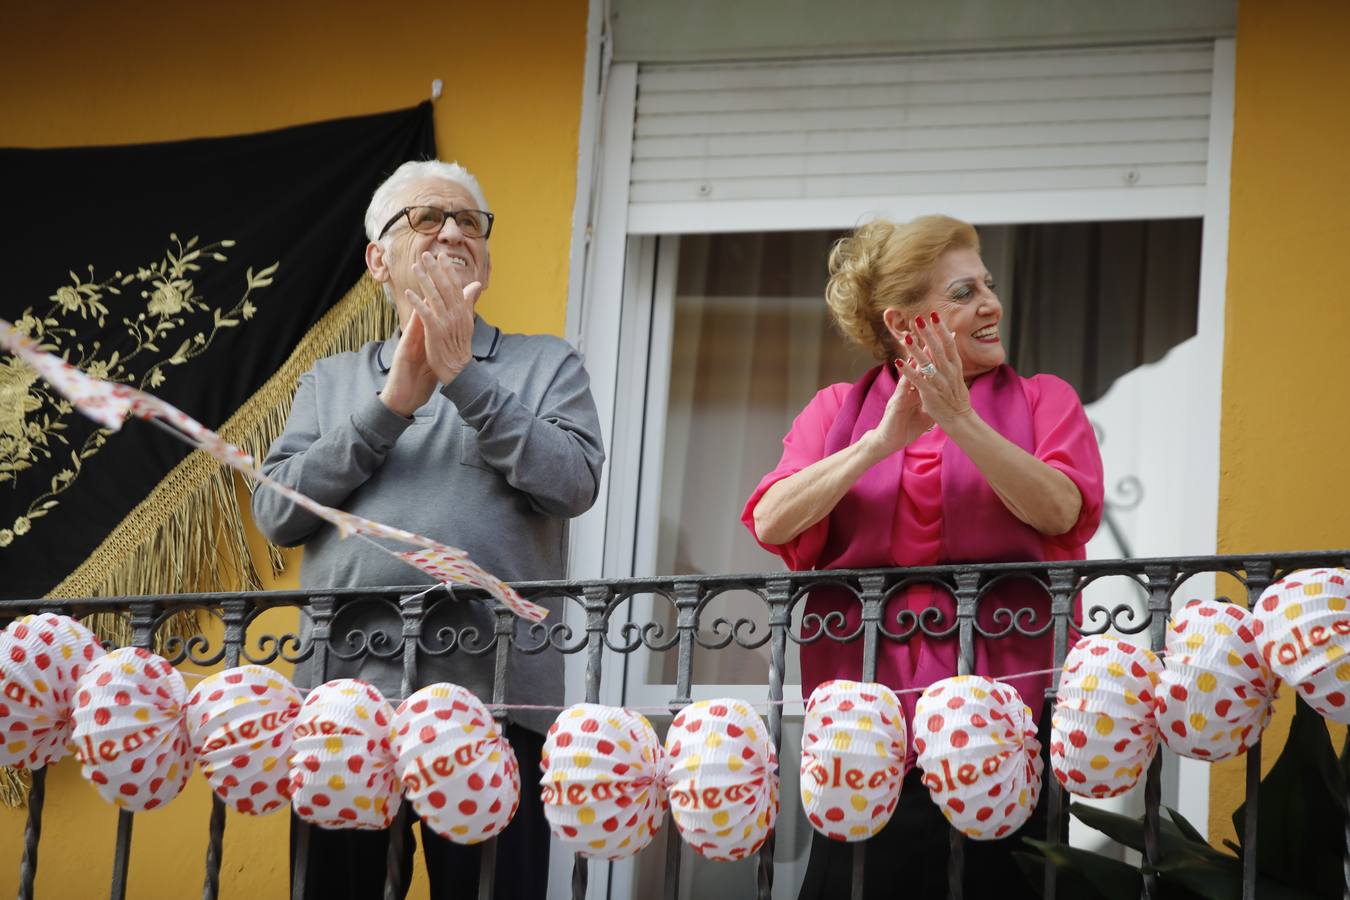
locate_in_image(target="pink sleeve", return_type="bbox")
[1025,374,1105,551]
[740,385,849,570]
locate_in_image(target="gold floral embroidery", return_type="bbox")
[2,235,278,543]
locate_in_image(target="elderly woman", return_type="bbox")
[741,215,1103,899]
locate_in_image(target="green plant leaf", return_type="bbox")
[1231,696,1346,896]
[1070,802,1233,864]
[1165,807,1209,845]
[1017,840,1142,900]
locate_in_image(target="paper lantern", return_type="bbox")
[392,684,519,844]
[288,679,400,829]
[185,665,302,815]
[540,703,667,859]
[1254,568,1350,721]
[1051,636,1161,798]
[798,680,906,842]
[71,647,191,811]
[1157,600,1276,761]
[914,676,1043,840]
[665,699,779,861]
[0,613,105,769]
[1295,659,1350,724]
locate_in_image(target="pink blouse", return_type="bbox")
[741,373,1104,741]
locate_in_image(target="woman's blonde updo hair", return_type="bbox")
[825,214,980,360]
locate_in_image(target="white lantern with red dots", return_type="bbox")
[1254,568,1350,723]
[798,680,906,842]
[665,699,779,861]
[540,703,667,859]
[71,647,192,812]
[288,679,400,829]
[1156,600,1276,761]
[0,613,105,769]
[1051,636,1161,798]
[185,665,302,815]
[392,684,519,844]
[914,676,1043,840]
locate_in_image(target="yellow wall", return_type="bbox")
[0,0,587,895]
[1210,0,1350,845]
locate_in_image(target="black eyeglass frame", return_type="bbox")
[377,206,495,240]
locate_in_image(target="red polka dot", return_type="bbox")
[467,773,485,791]
[459,799,477,816]
[927,714,945,733]
[951,730,969,749]
[825,807,844,822]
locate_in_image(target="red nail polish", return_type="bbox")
[904,334,914,345]
[916,316,926,330]
[930,311,940,325]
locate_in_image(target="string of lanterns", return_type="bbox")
[1,568,1346,858]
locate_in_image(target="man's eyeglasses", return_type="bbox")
[378,206,495,240]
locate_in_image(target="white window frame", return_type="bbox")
[566,39,1236,898]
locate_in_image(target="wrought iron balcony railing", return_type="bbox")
[4,549,1348,900]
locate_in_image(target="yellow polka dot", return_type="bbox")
[712,810,729,827]
[134,709,149,722]
[706,733,723,750]
[851,795,867,811]
[1081,675,1099,692]
[1304,583,1325,597]
[727,756,743,773]
[324,737,342,754]
[32,679,48,694]
[588,839,607,850]
[802,790,814,805]
[262,756,278,772]
[1185,634,1205,652]
[1094,714,1114,736]
[1189,713,1207,731]
[833,732,852,752]
[1284,604,1303,621]
[1107,662,1124,677]
[575,753,592,769]
[60,646,72,660]
[858,717,873,731]
[1215,623,1233,637]
[1123,691,1139,706]
[1326,645,1345,663]
[328,775,345,790]
[850,825,870,837]
[1227,651,1244,668]
[1336,663,1350,682]
[451,825,469,835]
[1196,673,1217,693]
[354,796,371,810]
[1090,755,1109,770]
[578,807,596,825]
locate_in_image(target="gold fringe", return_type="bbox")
[0,274,397,809]
[0,766,29,809]
[49,273,396,602]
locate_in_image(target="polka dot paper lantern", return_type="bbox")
[289,679,400,829]
[540,703,667,859]
[1156,600,1276,761]
[1051,636,1161,798]
[799,680,906,842]
[665,699,779,861]
[72,647,192,812]
[0,613,105,769]
[914,676,1043,840]
[1254,568,1350,722]
[392,684,519,844]
[185,665,302,815]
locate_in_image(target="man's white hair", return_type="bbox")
[363,159,490,243]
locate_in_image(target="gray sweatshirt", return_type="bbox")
[251,316,604,733]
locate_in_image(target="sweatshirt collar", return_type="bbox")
[377,315,501,373]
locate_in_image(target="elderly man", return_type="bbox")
[253,159,604,898]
